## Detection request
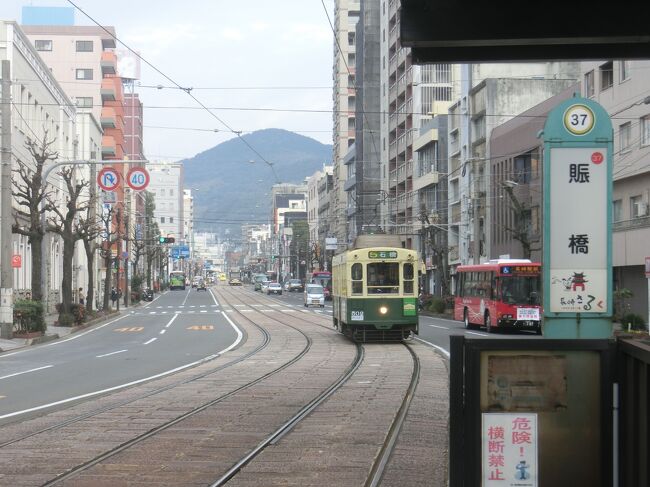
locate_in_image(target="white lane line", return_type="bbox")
[96,350,127,358]
[427,324,450,330]
[414,337,451,358]
[200,310,207,313]
[179,305,185,308]
[200,305,206,308]
[261,309,274,312]
[0,316,244,421]
[155,306,162,309]
[209,288,220,307]
[283,309,296,312]
[269,304,281,307]
[466,331,490,337]
[0,365,53,381]
[234,304,245,307]
[226,309,234,313]
[159,329,166,335]
[143,338,157,345]
[181,288,191,306]
[419,315,463,325]
[2,314,129,358]
[165,313,180,329]
[240,309,253,313]
[149,311,156,315]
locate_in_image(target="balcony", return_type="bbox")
[101,79,116,102]
[100,106,116,129]
[100,51,117,75]
[101,135,116,157]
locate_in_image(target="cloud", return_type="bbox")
[251,21,270,32]
[221,28,244,41]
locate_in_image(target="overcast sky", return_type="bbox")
[2,0,335,161]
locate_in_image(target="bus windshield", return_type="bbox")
[500,276,541,305]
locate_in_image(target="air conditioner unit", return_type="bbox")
[635,202,648,217]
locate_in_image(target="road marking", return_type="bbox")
[226,309,234,313]
[414,337,450,358]
[234,304,245,307]
[114,327,144,332]
[160,329,166,335]
[283,309,296,312]
[167,306,173,308]
[149,311,156,315]
[181,288,191,306]
[165,313,180,329]
[209,288,220,307]
[96,350,127,358]
[240,309,253,312]
[466,331,490,337]
[156,306,162,309]
[179,305,185,308]
[0,319,244,421]
[187,325,214,331]
[261,309,274,312]
[252,304,263,307]
[143,337,157,345]
[427,324,450,330]
[0,365,53,381]
[269,304,281,307]
[200,305,206,308]
[357,381,371,384]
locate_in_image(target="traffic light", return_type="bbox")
[158,236,175,244]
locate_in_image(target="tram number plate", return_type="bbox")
[351,311,364,321]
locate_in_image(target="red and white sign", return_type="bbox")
[126,167,150,191]
[97,167,121,192]
[483,413,538,486]
[11,254,21,268]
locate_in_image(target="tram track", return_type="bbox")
[33,286,359,486]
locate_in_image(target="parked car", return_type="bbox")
[142,288,154,301]
[266,282,283,295]
[287,279,304,292]
[304,284,325,308]
[197,280,207,291]
[260,280,271,293]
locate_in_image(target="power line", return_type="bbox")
[66,0,281,183]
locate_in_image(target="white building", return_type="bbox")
[147,162,184,241]
[182,189,194,250]
[306,166,333,245]
[0,21,82,321]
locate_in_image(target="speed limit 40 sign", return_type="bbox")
[126,167,150,191]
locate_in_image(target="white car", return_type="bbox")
[260,280,271,293]
[304,284,325,308]
[267,282,282,295]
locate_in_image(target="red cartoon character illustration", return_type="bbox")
[571,272,587,291]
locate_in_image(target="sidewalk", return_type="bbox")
[0,303,136,353]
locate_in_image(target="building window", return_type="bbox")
[641,115,650,147]
[35,40,52,51]
[169,217,174,223]
[600,61,613,91]
[161,217,166,224]
[584,70,594,97]
[612,200,622,222]
[75,40,93,52]
[631,195,647,218]
[75,69,93,80]
[620,61,631,82]
[76,97,93,108]
[169,189,174,196]
[620,122,632,152]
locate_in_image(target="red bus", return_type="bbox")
[454,260,542,334]
[308,271,332,300]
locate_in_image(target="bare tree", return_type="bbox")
[98,205,122,310]
[77,203,102,312]
[501,184,540,260]
[46,167,90,320]
[419,205,451,297]
[11,132,57,301]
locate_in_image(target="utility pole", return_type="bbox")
[0,60,13,338]
[124,186,131,307]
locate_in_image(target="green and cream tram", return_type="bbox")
[332,237,419,342]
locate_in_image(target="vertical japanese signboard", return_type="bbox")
[482,413,538,486]
[543,97,613,338]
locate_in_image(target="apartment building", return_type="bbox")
[380,0,458,250]
[147,162,184,241]
[332,0,360,245]
[447,63,580,273]
[306,166,333,267]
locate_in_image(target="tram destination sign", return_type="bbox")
[368,250,398,259]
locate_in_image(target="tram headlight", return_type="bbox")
[379,305,388,315]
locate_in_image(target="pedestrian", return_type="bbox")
[111,287,118,307]
[78,287,84,306]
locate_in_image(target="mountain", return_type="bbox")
[182,129,332,235]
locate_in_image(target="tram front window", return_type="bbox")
[367,262,399,294]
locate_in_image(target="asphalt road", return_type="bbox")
[0,287,240,423]
[247,283,541,357]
